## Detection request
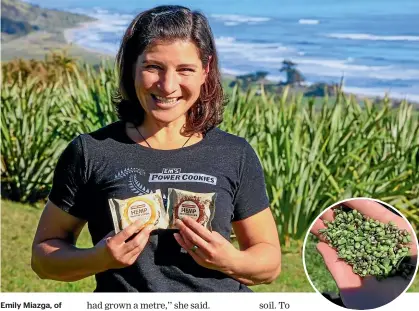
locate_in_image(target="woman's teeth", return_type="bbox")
[153,95,179,104]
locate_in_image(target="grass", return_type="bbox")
[304,235,339,293]
[2,200,418,293]
[1,199,312,292]
[1,199,95,292]
[252,240,313,292]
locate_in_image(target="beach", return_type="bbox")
[8,0,419,102]
[50,0,419,103]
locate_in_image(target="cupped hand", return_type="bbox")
[95,221,153,270]
[173,216,240,274]
[310,199,418,309]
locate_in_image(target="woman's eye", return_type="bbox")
[145,65,161,70]
[179,68,195,73]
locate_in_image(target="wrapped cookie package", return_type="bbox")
[109,190,169,233]
[167,188,216,231]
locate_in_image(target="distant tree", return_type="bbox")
[237,71,269,83]
[254,71,269,81]
[1,17,38,35]
[232,71,270,90]
[279,60,305,86]
[304,82,338,97]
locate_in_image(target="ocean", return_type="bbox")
[25,0,419,101]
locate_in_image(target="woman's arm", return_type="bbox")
[173,208,281,286]
[230,207,281,285]
[31,200,103,281]
[31,200,153,282]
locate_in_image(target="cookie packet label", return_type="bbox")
[109,190,169,233]
[167,188,216,231]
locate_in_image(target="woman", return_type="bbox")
[31,5,281,292]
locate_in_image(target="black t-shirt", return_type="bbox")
[49,121,269,292]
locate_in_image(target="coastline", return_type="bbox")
[61,26,418,105]
[62,20,116,59]
[1,26,112,65]
[3,0,418,105]
[4,21,417,105]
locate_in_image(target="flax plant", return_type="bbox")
[1,77,68,202]
[223,86,419,245]
[1,59,418,244]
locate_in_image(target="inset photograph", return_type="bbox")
[303,198,418,310]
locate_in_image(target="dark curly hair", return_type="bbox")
[114,5,226,135]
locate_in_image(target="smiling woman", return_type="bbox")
[133,40,208,137]
[31,5,281,293]
[114,5,224,148]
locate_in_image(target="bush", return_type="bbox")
[2,57,418,243]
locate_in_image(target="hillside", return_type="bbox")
[1,0,107,64]
[1,0,95,41]
[1,16,39,36]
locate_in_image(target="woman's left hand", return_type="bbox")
[173,216,240,274]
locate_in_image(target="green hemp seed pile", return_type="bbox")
[318,207,415,280]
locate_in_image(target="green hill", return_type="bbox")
[1,0,105,64]
[1,0,95,41]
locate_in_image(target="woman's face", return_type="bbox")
[134,39,208,126]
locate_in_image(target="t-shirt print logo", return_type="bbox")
[114,167,152,195]
[149,168,217,185]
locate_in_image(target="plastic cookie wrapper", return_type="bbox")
[109,190,169,233]
[167,188,216,231]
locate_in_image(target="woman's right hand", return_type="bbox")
[95,221,154,270]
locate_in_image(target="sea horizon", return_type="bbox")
[24,0,419,102]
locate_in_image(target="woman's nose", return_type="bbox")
[158,70,179,95]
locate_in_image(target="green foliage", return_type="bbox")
[1,78,67,202]
[1,60,418,245]
[1,59,118,202]
[1,16,39,35]
[222,85,419,245]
